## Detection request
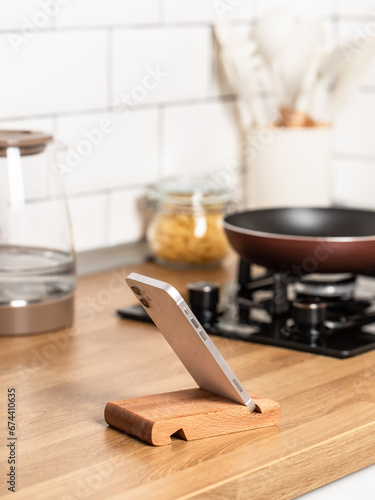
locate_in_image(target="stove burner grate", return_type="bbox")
[117,258,375,359]
[295,273,356,301]
[208,260,375,358]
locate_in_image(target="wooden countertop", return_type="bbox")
[1,256,375,499]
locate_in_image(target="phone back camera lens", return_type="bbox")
[140,298,150,308]
[131,285,141,296]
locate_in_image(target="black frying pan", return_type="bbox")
[223,207,375,274]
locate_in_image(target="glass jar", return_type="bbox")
[146,177,231,269]
[0,130,75,335]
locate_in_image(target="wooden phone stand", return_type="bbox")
[105,388,280,446]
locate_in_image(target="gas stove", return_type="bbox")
[118,259,375,358]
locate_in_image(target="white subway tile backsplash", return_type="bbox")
[333,158,375,208]
[112,27,210,105]
[163,0,254,23]
[337,21,375,86]
[0,117,54,134]
[108,188,146,245]
[0,0,53,31]
[67,194,107,251]
[332,0,375,17]
[162,101,240,177]
[0,30,107,119]
[0,0,373,256]
[56,108,158,195]
[56,0,159,27]
[334,92,375,156]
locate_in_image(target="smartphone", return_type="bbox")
[126,272,255,413]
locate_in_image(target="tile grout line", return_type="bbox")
[158,0,165,25]
[157,104,165,180]
[0,19,259,35]
[2,81,375,124]
[0,14,370,36]
[0,95,242,123]
[104,189,112,246]
[107,27,114,110]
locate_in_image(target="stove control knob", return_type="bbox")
[292,299,327,330]
[187,282,219,327]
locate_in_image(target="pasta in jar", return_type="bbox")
[146,178,231,268]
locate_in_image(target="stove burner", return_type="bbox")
[187,281,220,329]
[295,273,356,300]
[290,299,327,337]
[219,260,375,358]
[211,260,375,358]
[117,258,375,359]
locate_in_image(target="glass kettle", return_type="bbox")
[0,130,75,335]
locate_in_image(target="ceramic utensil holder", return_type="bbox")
[245,125,332,209]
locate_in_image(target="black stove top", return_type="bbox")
[117,259,375,359]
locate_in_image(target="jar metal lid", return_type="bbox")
[147,176,232,208]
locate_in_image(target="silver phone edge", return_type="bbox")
[127,272,184,304]
[126,272,256,413]
[175,297,256,413]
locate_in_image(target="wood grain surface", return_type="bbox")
[0,255,375,499]
[105,389,280,445]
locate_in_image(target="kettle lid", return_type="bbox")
[0,130,53,156]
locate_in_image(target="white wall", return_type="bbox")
[0,0,374,252]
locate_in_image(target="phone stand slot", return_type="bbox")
[105,388,280,446]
